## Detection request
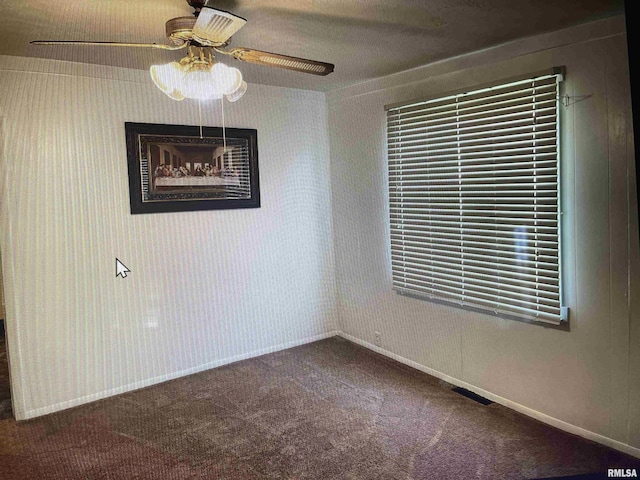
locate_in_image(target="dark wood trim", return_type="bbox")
[624,1,639,250]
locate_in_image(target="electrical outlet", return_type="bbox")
[374,331,382,347]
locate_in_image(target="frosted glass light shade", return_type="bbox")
[150,62,183,100]
[210,63,243,95]
[225,80,247,102]
[181,69,223,100]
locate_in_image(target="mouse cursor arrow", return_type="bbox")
[115,258,131,278]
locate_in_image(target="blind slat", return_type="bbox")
[392,282,561,322]
[389,159,558,175]
[391,266,560,303]
[389,114,557,140]
[389,122,556,144]
[389,106,557,136]
[392,276,561,313]
[389,80,557,117]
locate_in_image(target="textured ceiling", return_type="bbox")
[0,0,625,92]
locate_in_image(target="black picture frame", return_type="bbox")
[125,122,260,214]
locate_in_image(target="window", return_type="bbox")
[387,69,567,325]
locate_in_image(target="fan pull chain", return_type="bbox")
[198,99,203,139]
[221,96,227,154]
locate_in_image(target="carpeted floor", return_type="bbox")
[0,337,638,479]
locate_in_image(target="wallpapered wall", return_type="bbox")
[327,16,640,454]
[0,57,338,418]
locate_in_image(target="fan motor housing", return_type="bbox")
[166,17,197,45]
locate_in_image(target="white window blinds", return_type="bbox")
[387,69,566,325]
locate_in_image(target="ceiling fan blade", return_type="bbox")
[192,6,246,45]
[30,40,187,51]
[226,48,334,76]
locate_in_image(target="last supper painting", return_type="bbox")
[126,122,260,214]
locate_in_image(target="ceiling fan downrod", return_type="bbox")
[187,0,206,16]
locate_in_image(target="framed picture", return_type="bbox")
[125,122,260,214]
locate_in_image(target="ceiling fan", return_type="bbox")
[31,0,335,101]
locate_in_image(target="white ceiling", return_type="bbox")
[0,0,625,92]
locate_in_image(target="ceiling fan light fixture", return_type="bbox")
[32,0,335,101]
[150,55,246,102]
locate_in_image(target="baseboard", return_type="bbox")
[337,332,640,460]
[19,330,340,420]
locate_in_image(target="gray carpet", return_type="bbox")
[0,336,638,479]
